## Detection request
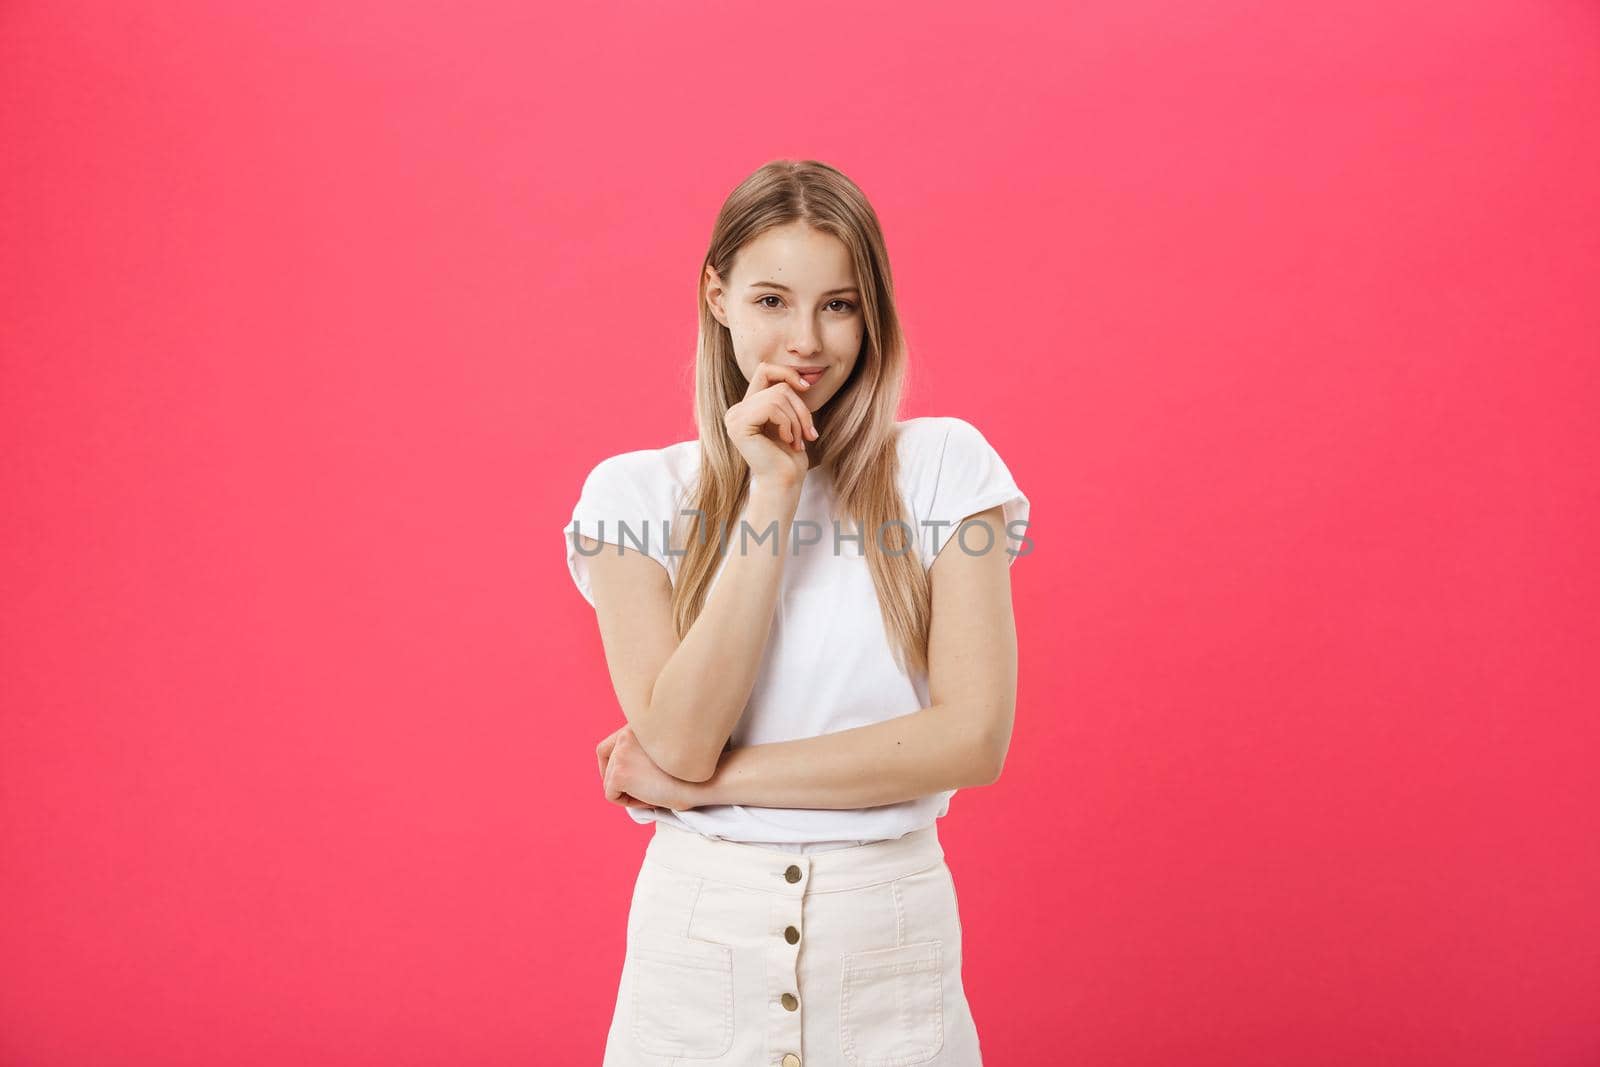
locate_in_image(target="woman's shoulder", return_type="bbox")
[893,415,997,476]
[896,415,1029,568]
[895,414,979,439]
[574,436,701,511]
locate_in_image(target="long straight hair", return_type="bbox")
[669,159,933,678]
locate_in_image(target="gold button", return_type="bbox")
[782,1056,801,1067]
[784,925,800,944]
[784,865,802,883]
[781,992,798,1011]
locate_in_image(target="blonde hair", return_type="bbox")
[670,159,933,678]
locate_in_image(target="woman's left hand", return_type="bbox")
[599,723,703,813]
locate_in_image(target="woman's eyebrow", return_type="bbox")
[750,281,860,295]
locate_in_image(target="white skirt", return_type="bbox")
[602,821,984,1066]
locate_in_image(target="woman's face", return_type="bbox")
[705,221,864,411]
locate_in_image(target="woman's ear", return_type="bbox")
[705,265,729,327]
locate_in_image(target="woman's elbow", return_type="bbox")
[643,731,719,784]
[674,759,719,784]
[982,747,1007,785]
[980,719,1013,785]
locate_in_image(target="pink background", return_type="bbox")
[3,1,1597,1064]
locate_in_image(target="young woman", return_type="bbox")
[565,160,1030,1066]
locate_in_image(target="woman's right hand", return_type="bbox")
[595,722,656,810]
[723,361,820,488]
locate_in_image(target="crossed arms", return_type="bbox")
[579,486,1018,809]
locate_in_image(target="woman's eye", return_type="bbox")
[756,295,855,312]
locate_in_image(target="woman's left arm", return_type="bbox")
[685,504,1019,810]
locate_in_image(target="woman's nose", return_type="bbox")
[788,324,821,354]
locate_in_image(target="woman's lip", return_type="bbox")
[796,367,826,382]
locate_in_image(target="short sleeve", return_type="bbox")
[563,452,677,606]
[923,417,1031,569]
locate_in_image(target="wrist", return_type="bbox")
[749,473,804,499]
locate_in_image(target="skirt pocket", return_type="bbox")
[839,939,945,1067]
[628,930,735,1058]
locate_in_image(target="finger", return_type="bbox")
[773,404,802,450]
[774,383,816,444]
[761,375,808,412]
[772,392,808,451]
[745,361,776,398]
[596,733,619,777]
[767,362,813,394]
[751,361,813,400]
[785,407,804,450]
[763,396,795,445]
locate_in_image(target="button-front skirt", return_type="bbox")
[602,821,984,1066]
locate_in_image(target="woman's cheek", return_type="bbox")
[830,318,861,342]
[729,319,763,354]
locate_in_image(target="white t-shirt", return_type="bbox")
[564,415,1030,848]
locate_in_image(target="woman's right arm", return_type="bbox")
[583,361,817,783]
[587,476,798,782]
